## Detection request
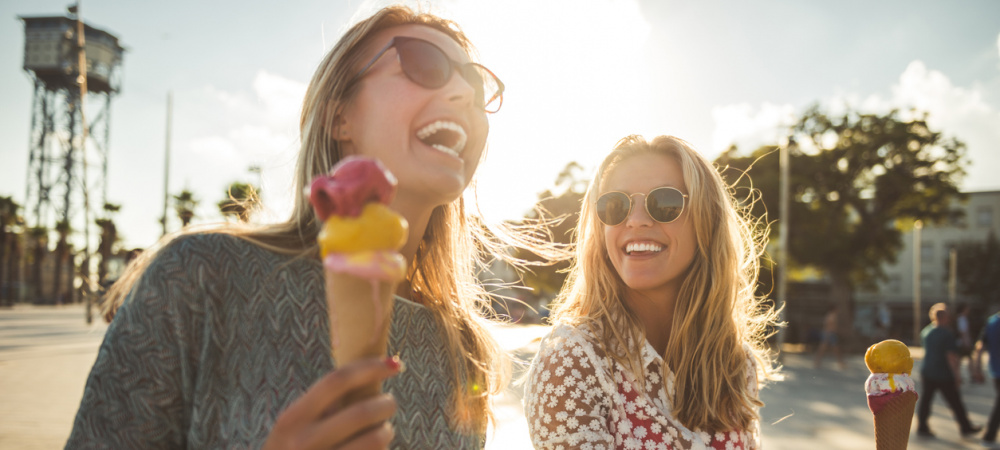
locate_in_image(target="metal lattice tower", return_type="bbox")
[20,13,123,291]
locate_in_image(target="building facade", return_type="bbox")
[855,190,1000,336]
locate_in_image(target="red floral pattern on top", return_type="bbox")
[525,323,759,450]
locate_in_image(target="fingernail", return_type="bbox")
[386,355,406,373]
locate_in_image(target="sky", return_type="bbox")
[1,0,999,251]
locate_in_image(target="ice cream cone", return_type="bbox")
[871,390,917,450]
[326,271,397,403]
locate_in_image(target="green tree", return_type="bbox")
[96,203,121,287]
[28,226,48,303]
[174,189,198,227]
[952,232,1000,306]
[0,197,22,306]
[716,106,967,340]
[513,162,589,302]
[218,182,261,223]
[53,219,72,304]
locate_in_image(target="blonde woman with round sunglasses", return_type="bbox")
[524,135,780,449]
[66,5,546,449]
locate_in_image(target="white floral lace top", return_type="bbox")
[524,323,760,450]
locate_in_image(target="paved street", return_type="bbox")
[1,304,996,449]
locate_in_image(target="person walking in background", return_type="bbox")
[814,305,845,370]
[874,300,892,340]
[956,303,975,381]
[973,310,1000,447]
[917,302,981,439]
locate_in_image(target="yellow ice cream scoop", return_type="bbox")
[319,203,408,255]
[865,339,913,375]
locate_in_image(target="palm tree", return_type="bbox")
[96,203,120,287]
[218,182,261,223]
[27,226,48,303]
[174,189,198,227]
[0,197,21,306]
[53,219,72,304]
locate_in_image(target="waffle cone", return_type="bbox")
[871,390,917,450]
[326,271,397,404]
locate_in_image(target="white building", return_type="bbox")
[855,190,1000,333]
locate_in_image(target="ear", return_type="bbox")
[325,103,352,142]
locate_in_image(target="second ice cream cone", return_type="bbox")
[872,390,917,450]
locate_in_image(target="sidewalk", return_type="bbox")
[1,304,996,449]
[0,304,107,449]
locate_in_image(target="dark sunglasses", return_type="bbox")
[352,36,505,113]
[595,187,688,226]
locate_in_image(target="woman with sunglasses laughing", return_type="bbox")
[524,135,781,449]
[67,5,538,449]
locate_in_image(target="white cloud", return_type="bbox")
[712,60,1000,192]
[441,0,653,222]
[162,71,304,230]
[710,102,797,154]
[253,71,307,125]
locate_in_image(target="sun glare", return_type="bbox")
[437,0,655,223]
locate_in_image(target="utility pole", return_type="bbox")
[161,91,172,236]
[949,248,957,307]
[913,221,923,344]
[71,1,94,324]
[775,137,792,360]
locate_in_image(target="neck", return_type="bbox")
[390,193,438,299]
[624,285,679,356]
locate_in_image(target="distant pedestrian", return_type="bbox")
[956,303,975,380]
[973,311,1000,446]
[814,305,845,370]
[916,302,981,438]
[874,301,892,340]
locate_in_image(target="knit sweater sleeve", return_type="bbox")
[66,236,208,449]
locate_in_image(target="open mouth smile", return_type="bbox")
[416,120,467,157]
[624,241,664,256]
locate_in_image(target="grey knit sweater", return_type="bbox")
[66,233,480,449]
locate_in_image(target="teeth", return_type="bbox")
[416,120,467,156]
[430,143,459,157]
[626,242,663,254]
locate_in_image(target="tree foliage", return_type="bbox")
[513,162,590,300]
[716,106,967,339]
[218,182,261,223]
[174,189,198,227]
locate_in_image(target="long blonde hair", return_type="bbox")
[102,5,542,433]
[549,135,779,432]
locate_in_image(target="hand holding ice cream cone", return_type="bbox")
[310,156,408,406]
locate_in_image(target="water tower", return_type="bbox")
[20,10,124,303]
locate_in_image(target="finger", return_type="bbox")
[276,357,401,427]
[336,422,395,450]
[303,394,397,448]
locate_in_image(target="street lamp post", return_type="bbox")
[775,137,792,360]
[912,220,923,344]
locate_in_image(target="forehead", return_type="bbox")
[367,24,471,64]
[602,153,686,193]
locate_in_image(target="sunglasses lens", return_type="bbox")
[397,39,451,89]
[392,38,504,113]
[462,65,503,113]
[596,192,630,226]
[646,188,684,223]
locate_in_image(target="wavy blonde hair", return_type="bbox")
[101,4,555,434]
[549,135,780,432]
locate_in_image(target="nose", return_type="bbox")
[624,193,653,228]
[441,67,476,108]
